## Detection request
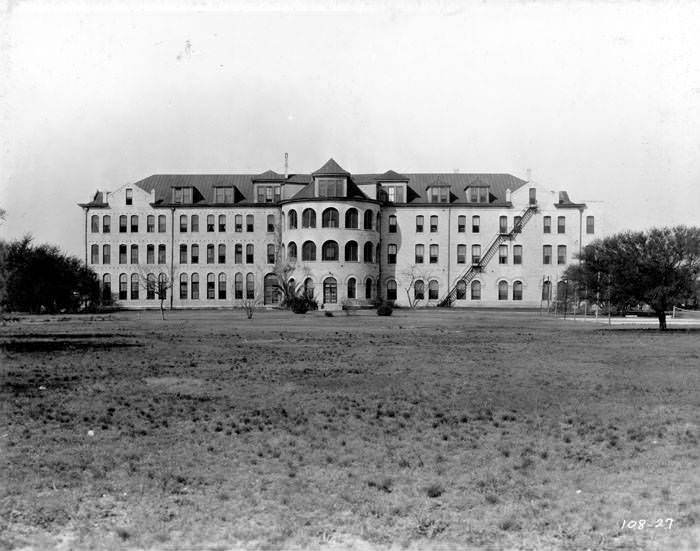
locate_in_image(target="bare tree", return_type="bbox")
[401,265,434,309]
[138,267,173,320]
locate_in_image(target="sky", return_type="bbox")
[1,0,699,258]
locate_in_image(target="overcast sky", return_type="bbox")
[1,0,699,257]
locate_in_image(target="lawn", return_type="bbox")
[1,309,698,550]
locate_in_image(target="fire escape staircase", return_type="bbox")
[437,204,538,307]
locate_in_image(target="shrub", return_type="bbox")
[377,301,393,316]
[324,311,334,317]
[425,483,444,498]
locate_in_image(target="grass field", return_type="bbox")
[1,309,698,550]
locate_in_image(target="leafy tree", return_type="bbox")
[564,226,700,330]
[0,236,100,313]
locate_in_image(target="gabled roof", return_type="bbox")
[252,170,285,182]
[374,170,409,182]
[311,158,350,176]
[426,177,451,188]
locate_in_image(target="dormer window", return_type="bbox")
[316,178,345,198]
[429,187,449,203]
[256,185,281,203]
[215,186,234,203]
[172,187,193,204]
[380,184,405,203]
[466,186,489,203]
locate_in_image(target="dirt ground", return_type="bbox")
[1,309,698,550]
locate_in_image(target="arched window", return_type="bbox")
[302,241,316,261]
[207,215,215,232]
[158,215,166,233]
[376,212,381,231]
[428,280,439,300]
[147,215,155,233]
[388,215,397,233]
[288,209,298,229]
[542,280,551,301]
[345,208,358,229]
[91,215,99,232]
[234,273,243,299]
[456,280,466,300]
[264,274,281,304]
[191,214,199,232]
[180,273,188,299]
[288,242,297,261]
[102,274,111,301]
[267,214,275,233]
[246,215,255,232]
[365,277,373,299]
[304,278,315,298]
[557,281,568,301]
[207,273,215,299]
[414,280,424,301]
[498,280,508,300]
[219,215,226,232]
[302,208,316,228]
[130,215,139,232]
[130,273,139,300]
[119,274,127,300]
[102,215,111,233]
[191,244,199,264]
[323,277,338,304]
[218,273,227,299]
[246,244,254,264]
[119,215,127,233]
[376,243,381,264]
[158,274,168,299]
[90,244,99,264]
[246,273,255,299]
[218,244,226,263]
[130,244,138,264]
[207,244,215,264]
[345,241,358,262]
[146,274,156,300]
[267,244,275,264]
[513,280,523,301]
[180,214,188,232]
[191,273,200,299]
[347,277,356,299]
[322,208,339,228]
[364,242,373,263]
[364,210,373,230]
[322,240,339,261]
[288,278,296,294]
[386,280,397,301]
[102,244,110,264]
[471,280,481,300]
[234,215,242,232]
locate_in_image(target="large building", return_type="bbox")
[79,158,601,310]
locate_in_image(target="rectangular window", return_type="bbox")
[191,215,199,232]
[457,216,466,232]
[317,178,344,197]
[218,215,226,232]
[457,244,466,264]
[383,185,404,203]
[387,244,397,264]
[125,188,133,205]
[543,216,551,233]
[267,244,275,264]
[158,244,166,264]
[218,244,226,264]
[472,216,480,233]
[147,244,154,264]
[207,245,214,264]
[158,215,166,233]
[586,216,595,234]
[246,244,254,264]
[119,245,127,264]
[430,215,438,232]
[235,215,242,232]
[429,244,438,264]
[499,216,507,234]
[246,215,254,232]
[558,245,567,265]
[256,185,280,203]
[235,244,242,264]
[513,216,522,232]
[557,216,565,234]
[215,187,234,203]
[415,244,424,264]
[91,245,99,264]
[416,216,424,233]
[472,245,481,265]
[388,215,397,233]
[179,244,187,264]
[430,187,448,203]
[180,215,187,232]
[543,245,552,265]
[171,187,193,204]
[499,244,508,264]
[513,245,522,265]
[147,216,155,233]
[103,216,111,233]
[102,245,110,264]
[267,214,275,233]
[467,187,489,203]
[191,244,199,264]
[91,216,99,233]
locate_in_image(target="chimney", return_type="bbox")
[506,188,511,202]
[284,152,288,179]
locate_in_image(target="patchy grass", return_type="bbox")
[1,308,699,550]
